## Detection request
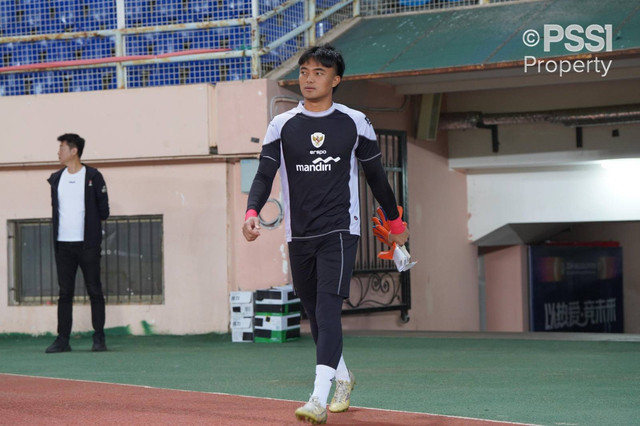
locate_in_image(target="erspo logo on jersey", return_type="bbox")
[296,132,340,172]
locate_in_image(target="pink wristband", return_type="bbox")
[245,209,258,221]
[389,217,405,235]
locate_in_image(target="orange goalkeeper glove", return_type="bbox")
[371,206,405,260]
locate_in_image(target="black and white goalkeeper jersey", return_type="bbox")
[247,101,399,242]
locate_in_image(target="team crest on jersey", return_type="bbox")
[311,132,325,148]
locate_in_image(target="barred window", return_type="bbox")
[8,215,163,306]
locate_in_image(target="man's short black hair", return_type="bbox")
[58,133,85,158]
[298,44,345,93]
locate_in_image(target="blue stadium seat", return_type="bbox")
[125,33,158,56]
[182,28,222,50]
[219,26,251,50]
[0,43,17,67]
[68,70,89,92]
[154,32,179,55]
[31,71,58,95]
[228,57,249,80]
[59,72,73,92]
[259,18,285,45]
[158,0,184,24]
[101,68,116,90]
[23,0,45,34]
[125,0,146,27]
[14,43,36,66]
[284,1,304,30]
[22,73,36,95]
[84,36,115,58]
[127,65,155,87]
[0,73,26,96]
[155,63,179,86]
[188,0,214,22]
[258,0,284,15]
[0,0,18,37]
[175,30,195,51]
[33,40,49,63]
[226,0,251,19]
[397,0,432,6]
[57,0,81,33]
[82,0,116,31]
[45,40,73,62]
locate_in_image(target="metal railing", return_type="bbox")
[0,0,356,95]
[0,0,524,96]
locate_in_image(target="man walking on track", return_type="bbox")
[242,44,409,424]
[46,133,110,354]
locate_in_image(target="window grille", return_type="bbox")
[8,215,164,305]
[345,130,411,321]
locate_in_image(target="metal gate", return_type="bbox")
[344,130,411,322]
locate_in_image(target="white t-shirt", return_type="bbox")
[57,166,86,242]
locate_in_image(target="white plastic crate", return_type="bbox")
[254,283,299,305]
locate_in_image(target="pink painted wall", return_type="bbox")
[226,81,299,293]
[0,84,216,163]
[0,82,296,335]
[214,79,276,155]
[0,162,231,335]
[332,82,480,331]
[228,161,291,293]
[482,246,529,332]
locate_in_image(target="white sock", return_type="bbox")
[311,364,336,406]
[335,355,350,381]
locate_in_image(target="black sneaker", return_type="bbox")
[45,336,71,354]
[92,335,107,352]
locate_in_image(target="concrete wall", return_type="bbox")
[466,164,640,242]
[0,81,292,335]
[482,245,529,332]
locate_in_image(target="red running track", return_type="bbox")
[0,374,531,425]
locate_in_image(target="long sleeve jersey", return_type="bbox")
[247,101,400,242]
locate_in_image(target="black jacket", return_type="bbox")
[48,164,110,248]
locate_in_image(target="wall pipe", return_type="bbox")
[439,103,640,130]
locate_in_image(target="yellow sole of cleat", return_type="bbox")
[295,413,327,424]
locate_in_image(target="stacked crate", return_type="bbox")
[254,284,301,343]
[229,291,254,343]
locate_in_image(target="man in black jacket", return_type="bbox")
[46,133,110,353]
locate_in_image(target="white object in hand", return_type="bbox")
[393,245,417,272]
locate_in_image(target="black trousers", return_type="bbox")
[288,232,359,369]
[54,242,105,339]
